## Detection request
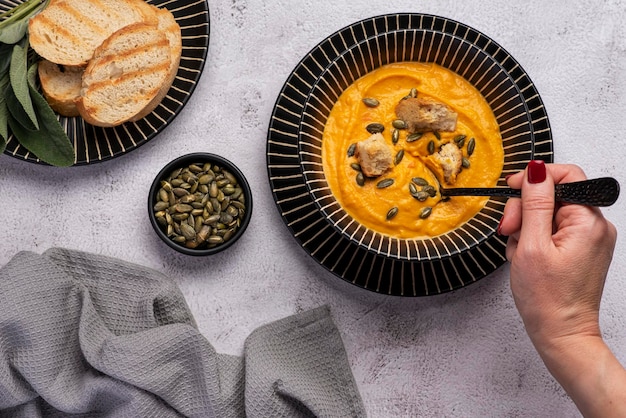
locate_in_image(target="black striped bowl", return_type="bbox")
[268,14,553,296]
[1,0,210,165]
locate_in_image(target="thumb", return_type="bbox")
[518,160,555,247]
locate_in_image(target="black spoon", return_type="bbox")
[439,177,620,207]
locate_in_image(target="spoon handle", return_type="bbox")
[441,177,620,207]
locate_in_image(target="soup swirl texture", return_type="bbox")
[321,62,504,238]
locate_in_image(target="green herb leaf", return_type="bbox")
[0,0,49,32]
[9,43,39,130]
[0,73,9,151]
[0,19,28,44]
[8,64,74,166]
[0,43,13,75]
[6,82,37,130]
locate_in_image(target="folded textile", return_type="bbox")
[0,248,365,418]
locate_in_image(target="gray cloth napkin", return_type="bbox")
[0,248,365,418]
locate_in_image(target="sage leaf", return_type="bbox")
[9,43,38,130]
[0,73,9,151]
[0,20,28,44]
[6,82,37,131]
[8,64,74,166]
[0,43,12,75]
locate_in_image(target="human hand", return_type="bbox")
[498,161,617,348]
[498,161,626,417]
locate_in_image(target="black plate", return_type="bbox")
[267,14,553,296]
[1,0,210,165]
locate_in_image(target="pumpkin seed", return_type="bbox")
[189,164,203,173]
[231,188,243,200]
[216,178,230,188]
[420,207,432,219]
[366,123,385,134]
[180,194,196,204]
[362,97,380,107]
[223,229,235,242]
[462,157,471,168]
[198,174,212,185]
[406,132,422,142]
[180,223,196,240]
[410,87,418,98]
[347,143,356,157]
[412,177,429,186]
[172,235,186,244]
[415,191,429,202]
[197,225,211,242]
[172,213,189,221]
[154,201,169,211]
[376,178,394,189]
[350,163,362,172]
[409,182,418,195]
[467,137,476,156]
[173,187,188,197]
[386,207,399,220]
[392,119,406,129]
[156,216,167,227]
[160,181,172,192]
[392,129,399,144]
[209,181,218,198]
[226,205,239,218]
[224,171,237,184]
[356,172,365,186]
[169,168,183,179]
[394,149,404,165]
[427,140,435,155]
[175,203,193,213]
[423,185,437,197]
[170,178,184,187]
[208,236,224,245]
[433,131,441,140]
[222,185,236,195]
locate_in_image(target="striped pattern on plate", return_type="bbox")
[1,0,210,165]
[267,14,553,296]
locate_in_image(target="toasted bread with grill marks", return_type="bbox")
[38,60,84,117]
[28,0,158,67]
[35,3,182,125]
[75,23,172,127]
[128,5,182,122]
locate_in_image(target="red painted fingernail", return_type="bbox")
[527,160,546,184]
[497,216,505,236]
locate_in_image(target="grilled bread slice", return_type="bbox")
[35,4,181,125]
[75,23,172,127]
[128,5,182,122]
[38,60,84,117]
[28,0,158,67]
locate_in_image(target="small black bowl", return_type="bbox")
[148,152,253,256]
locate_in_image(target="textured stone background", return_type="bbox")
[1,0,626,416]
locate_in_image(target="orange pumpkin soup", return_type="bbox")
[321,62,504,239]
